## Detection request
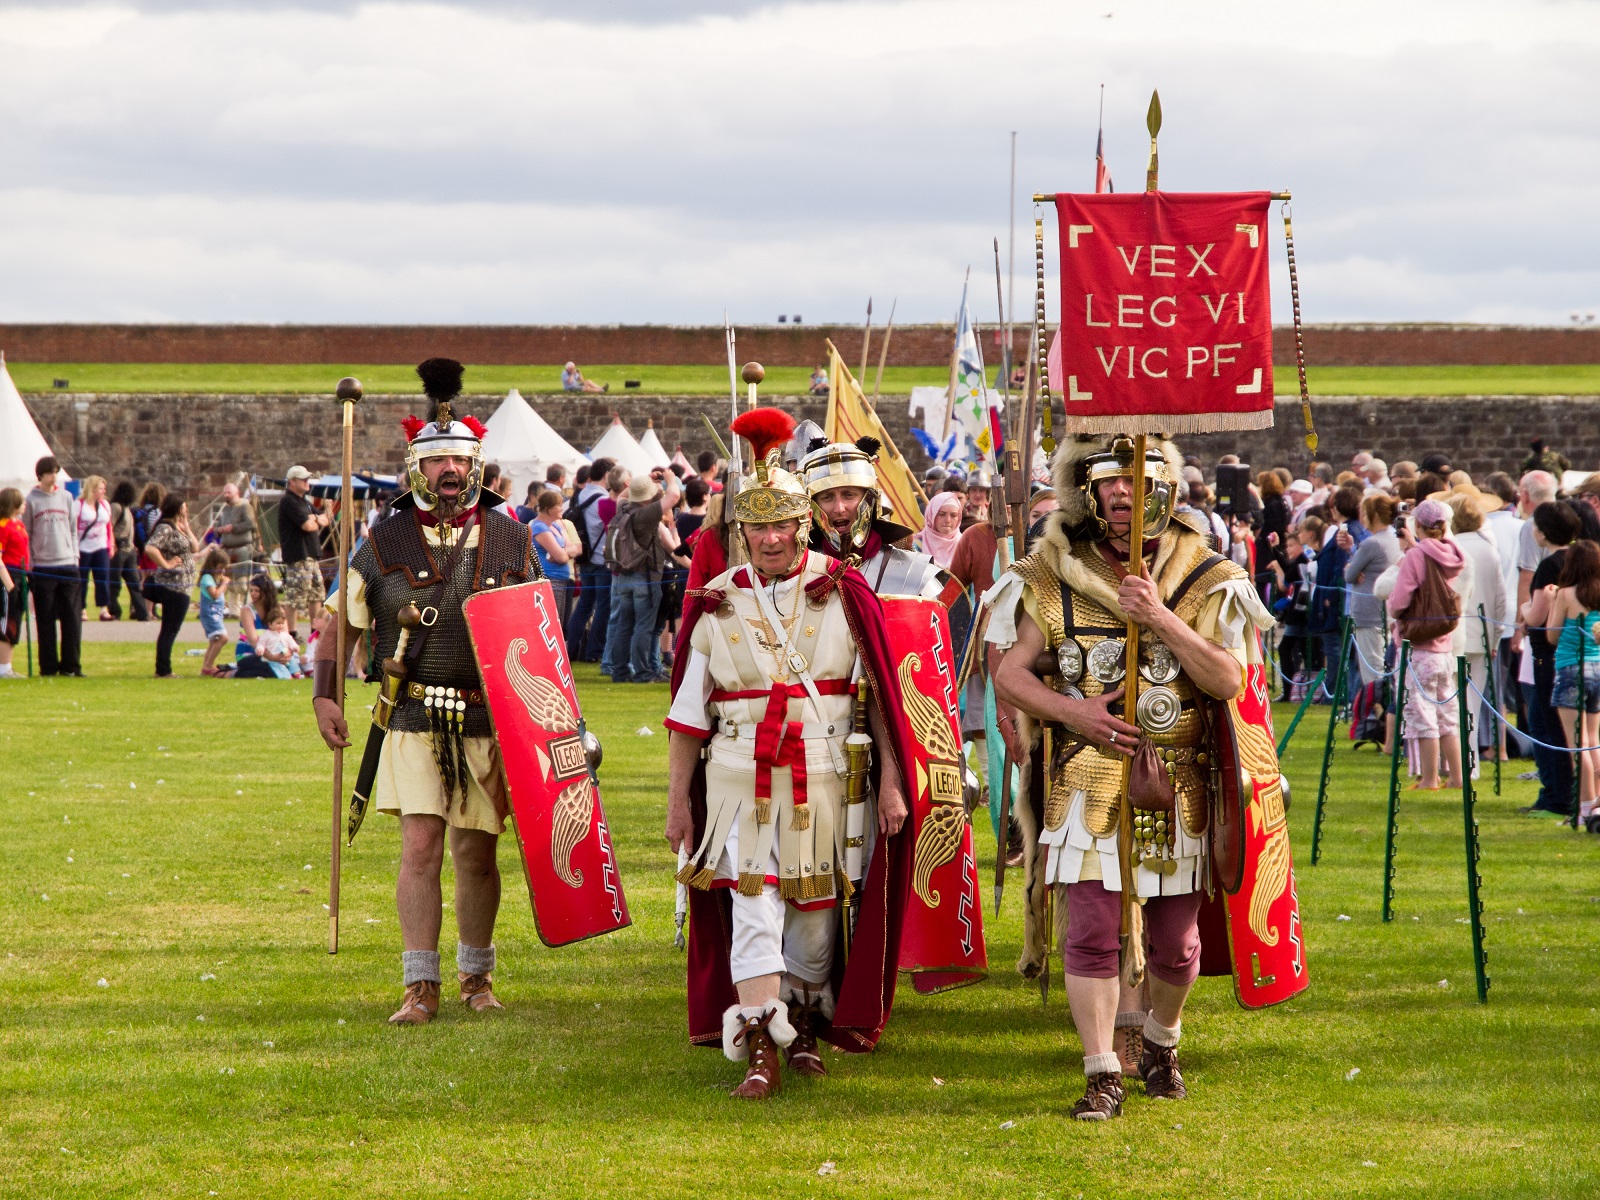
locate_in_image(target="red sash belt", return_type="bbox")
[708,678,854,815]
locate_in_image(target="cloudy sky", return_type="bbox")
[1,0,1596,326]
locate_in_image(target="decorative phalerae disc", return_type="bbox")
[1136,685,1182,734]
[1087,639,1126,684]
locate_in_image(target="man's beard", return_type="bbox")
[433,472,465,517]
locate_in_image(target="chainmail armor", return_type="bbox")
[355,506,540,737]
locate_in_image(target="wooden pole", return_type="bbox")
[1118,436,1146,938]
[858,298,873,391]
[871,298,896,407]
[329,376,362,954]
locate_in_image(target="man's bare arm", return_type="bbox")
[992,612,1139,756]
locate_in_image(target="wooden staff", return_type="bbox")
[329,376,362,954]
[858,297,873,389]
[1118,437,1145,940]
[871,298,896,406]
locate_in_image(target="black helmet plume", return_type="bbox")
[854,436,881,458]
[807,436,829,454]
[416,357,465,403]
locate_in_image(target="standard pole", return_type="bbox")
[1116,435,1147,940]
[871,299,896,406]
[1275,667,1327,759]
[1382,642,1411,922]
[1006,130,1016,394]
[1457,655,1490,1003]
[858,297,873,391]
[1312,615,1353,864]
[329,376,362,954]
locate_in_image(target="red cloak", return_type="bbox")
[670,554,917,1052]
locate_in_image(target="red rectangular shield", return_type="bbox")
[463,581,631,947]
[1213,659,1309,1008]
[881,596,987,992]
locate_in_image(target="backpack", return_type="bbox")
[1348,680,1384,750]
[1396,555,1460,644]
[564,490,602,558]
[604,502,651,573]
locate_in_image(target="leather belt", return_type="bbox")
[716,717,842,740]
[405,682,486,706]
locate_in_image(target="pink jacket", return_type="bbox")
[1387,537,1465,653]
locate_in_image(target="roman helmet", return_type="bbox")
[799,435,914,552]
[1052,433,1181,542]
[401,357,486,512]
[729,407,812,576]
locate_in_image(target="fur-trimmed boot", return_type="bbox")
[780,984,834,1077]
[723,1001,797,1099]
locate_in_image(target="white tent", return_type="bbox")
[479,389,590,507]
[589,417,656,477]
[637,420,672,469]
[0,352,65,493]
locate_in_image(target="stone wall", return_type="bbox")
[21,391,1600,497]
[5,322,1600,368]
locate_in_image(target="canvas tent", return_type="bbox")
[589,417,656,477]
[480,389,591,507]
[637,420,672,470]
[0,352,65,492]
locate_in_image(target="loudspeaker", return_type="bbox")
[1213,464,1252,515]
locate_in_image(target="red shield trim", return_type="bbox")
[1213,658,1308,1008]
[881,596,987,992]
[463,581,631,947]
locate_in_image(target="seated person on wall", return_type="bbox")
[561,361,608,394]
[808,366,829,397]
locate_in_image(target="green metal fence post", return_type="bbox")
[1276,668,1327,760]
[1382,642,1411,923]
[1458,655,1490,1003]
[1312,616,1354,865]
[1476,603,1501,796]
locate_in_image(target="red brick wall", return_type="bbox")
[4,323,1599,367]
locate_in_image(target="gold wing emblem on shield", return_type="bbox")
[912,803,967,908]
[898,653,961,763]
[1247,781,1291,945]
[505,638,591,888]
[550,778,596,888]
[506,639,579,732]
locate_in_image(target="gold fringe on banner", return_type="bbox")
[1058,407,1276,438]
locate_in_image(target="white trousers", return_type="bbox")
[729,884,836,985]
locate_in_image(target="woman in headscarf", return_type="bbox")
[917,490,964,569]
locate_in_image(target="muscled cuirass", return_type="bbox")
[354,507,539,737]
[1011,538,1237,853]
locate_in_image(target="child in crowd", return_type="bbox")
[0,487,27,680]
[197,545,233,677]
[254,607,305,679]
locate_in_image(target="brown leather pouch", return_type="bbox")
[1128,736,1176,812]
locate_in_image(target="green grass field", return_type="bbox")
[10,361,1600,397]
[3,641,1598,1198]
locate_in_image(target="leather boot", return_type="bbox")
[1114,1022,1145,1079]
[784,1001,828,1077]
[1139,1036,1188,1100]
[730,1010,783,1099]
[459,972,504,1012]
[389,980,440,1025]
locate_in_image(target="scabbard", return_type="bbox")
[347,721,387,845]
[992,746,1015,916]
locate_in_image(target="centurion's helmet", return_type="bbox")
[798,435,911,552]
[729,407,812,574]
[1055,433,1181,542]
[401,358,487,512]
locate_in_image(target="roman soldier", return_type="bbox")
[799,436,947,599]
[664,404,917,1099]
[987,434,1274,1119]
[313,358,542,1025]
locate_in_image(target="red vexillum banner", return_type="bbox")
[1053,191,1275,435]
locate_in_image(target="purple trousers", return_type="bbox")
[1063,881,1202,987]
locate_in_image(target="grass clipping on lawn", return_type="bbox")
[2,643,1598,1198]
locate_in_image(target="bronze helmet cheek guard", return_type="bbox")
[1077,435,1178,542]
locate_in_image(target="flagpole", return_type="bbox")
[1006,130,1017,391]
[871,298,896,407]
[942,269,969,443]
[858,297,873,390]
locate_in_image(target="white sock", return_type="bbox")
[1143,1014,1181,1048]
[1083,1052,1122,1077]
